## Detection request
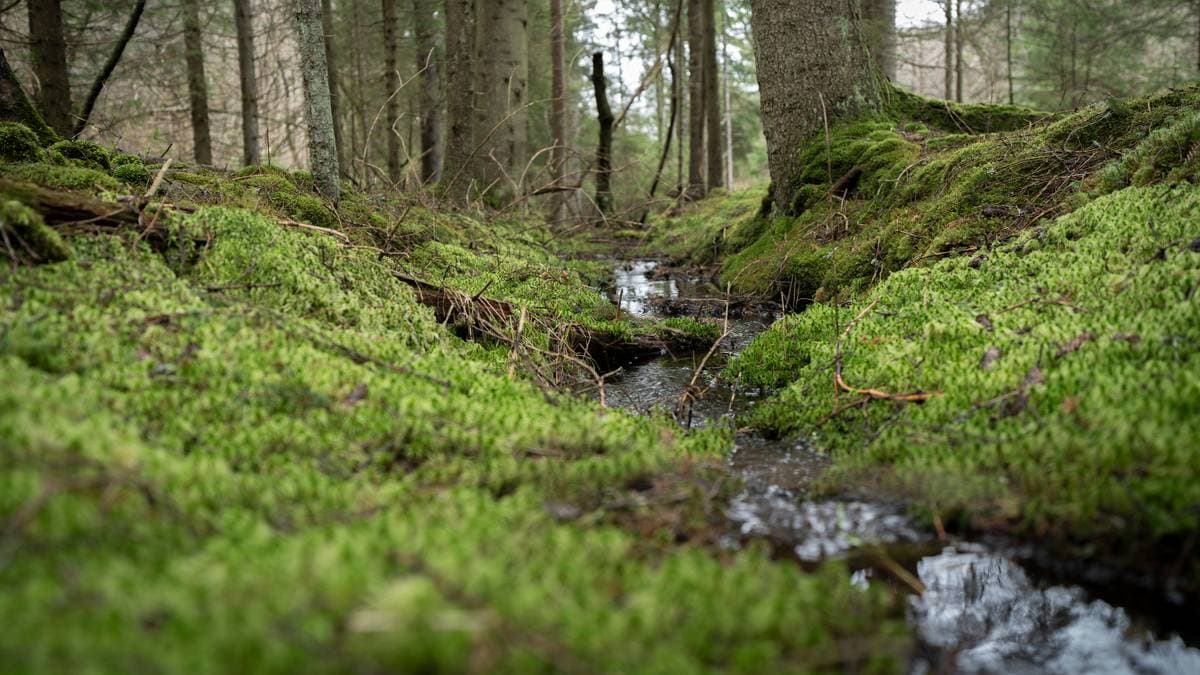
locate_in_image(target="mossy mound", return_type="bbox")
[882,85,1050,133]
[48,139,111,171]
[651,85,1200,303]
[0,122,43,163]
[0,161,121,193]
[731,184,1200,588]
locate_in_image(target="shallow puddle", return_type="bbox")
[604,259,1200,674]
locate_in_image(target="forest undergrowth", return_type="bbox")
[0,128,904,672]
[644,85,1200,595]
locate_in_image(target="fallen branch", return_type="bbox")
[833,298,939,403]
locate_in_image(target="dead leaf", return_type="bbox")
[1055,332,1095,359]
[342,383,369,407]
[1112,332,1141,344]
[975,314,994,332]
[1060,396,1080,414]
[1023,366,1045,387]
[980,346,1002,371]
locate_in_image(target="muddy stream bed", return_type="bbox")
[600,260,1199,675]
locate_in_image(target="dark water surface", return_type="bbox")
[603,259,1200,675]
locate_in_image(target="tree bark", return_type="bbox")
[296,0,341,201]
[182,0,213,165]
[591,52,614,217]
[0,47,56,143]
[954,0,964,102]
[414,0,444,184]
[442,0,476,196]
[549,0,567,222]
[943,0,953,100]
[321,0,346,177]
[233,0,261,166]
[675,8,686,202]
[26,0,73,137]
[471,0,528,198]
[382,0,402,183]
[686,0,705,198]
[74,0,147,137]
[721,5,733,188]
[703,0,723,190]
[1006,0,1014,105]
[750,0,880,212]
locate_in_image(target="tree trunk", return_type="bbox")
[233,0,261,166]
[296,0,341,201]
[641,0,684,224]
[0,48,56,143]
[321,0,346,178]
[26,0,72,137]
[414,0,444,184]
[1006,0,1014,105]
[182,0,213,165]
[721,5,733,188]
[442,0,476,196]
[675,10,686,203]
[74,0,147,137]
[750,0,880,212]
[686,0,705,198]
[703,0,723,190]
[943,0,953,100]
[549,0,567,222]
[954,0,964,102]
[382,0,402,184]
[471,0,528,198]
[592,52,614,217]
[862,0,896,80]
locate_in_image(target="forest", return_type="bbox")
[0,0,1198,672]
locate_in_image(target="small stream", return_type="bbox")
[602,260,1200,675]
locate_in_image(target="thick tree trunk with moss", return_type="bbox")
[703,0,723,190]
[321,0,346,177]
[414,0,444,184]
[442,0,475,196]
[749,0,881,212]
[471,0,528,198]
[183,0,213,165]
[234,0,261,166]
[0,48,56,144]
[862,0,896,80]
[296,0,341,201]
[27,0,72,137]
[686,0,705,198]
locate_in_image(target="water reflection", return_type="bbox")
[910,545,1200,674]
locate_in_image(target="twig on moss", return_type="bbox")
[833,298,939,403]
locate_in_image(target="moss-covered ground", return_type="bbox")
[0,131,908,672]
[645,86,1200,592]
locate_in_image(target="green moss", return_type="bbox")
[1098,110,1200,191]
[733,185,1200,569]
[267,190,338,230]
[111,162,150,185]
[0,122,44,163]
[0,161,121,192]
[0,198,70,263]
[883,84,1050,133]
[48,139,111,171]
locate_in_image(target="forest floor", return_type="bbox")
[0,83,1198,673]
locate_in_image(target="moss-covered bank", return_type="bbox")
[644,87,1200,593]
[0,134,908,672]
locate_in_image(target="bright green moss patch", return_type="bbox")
[0,202,907,671]
[883,84,1050,133]
[732,185,1200,574]
[0,122,43,163]
[0,160,121,192]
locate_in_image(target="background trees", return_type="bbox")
[0,0,1193,217]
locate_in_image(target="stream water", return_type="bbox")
[602,259,1200,675]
